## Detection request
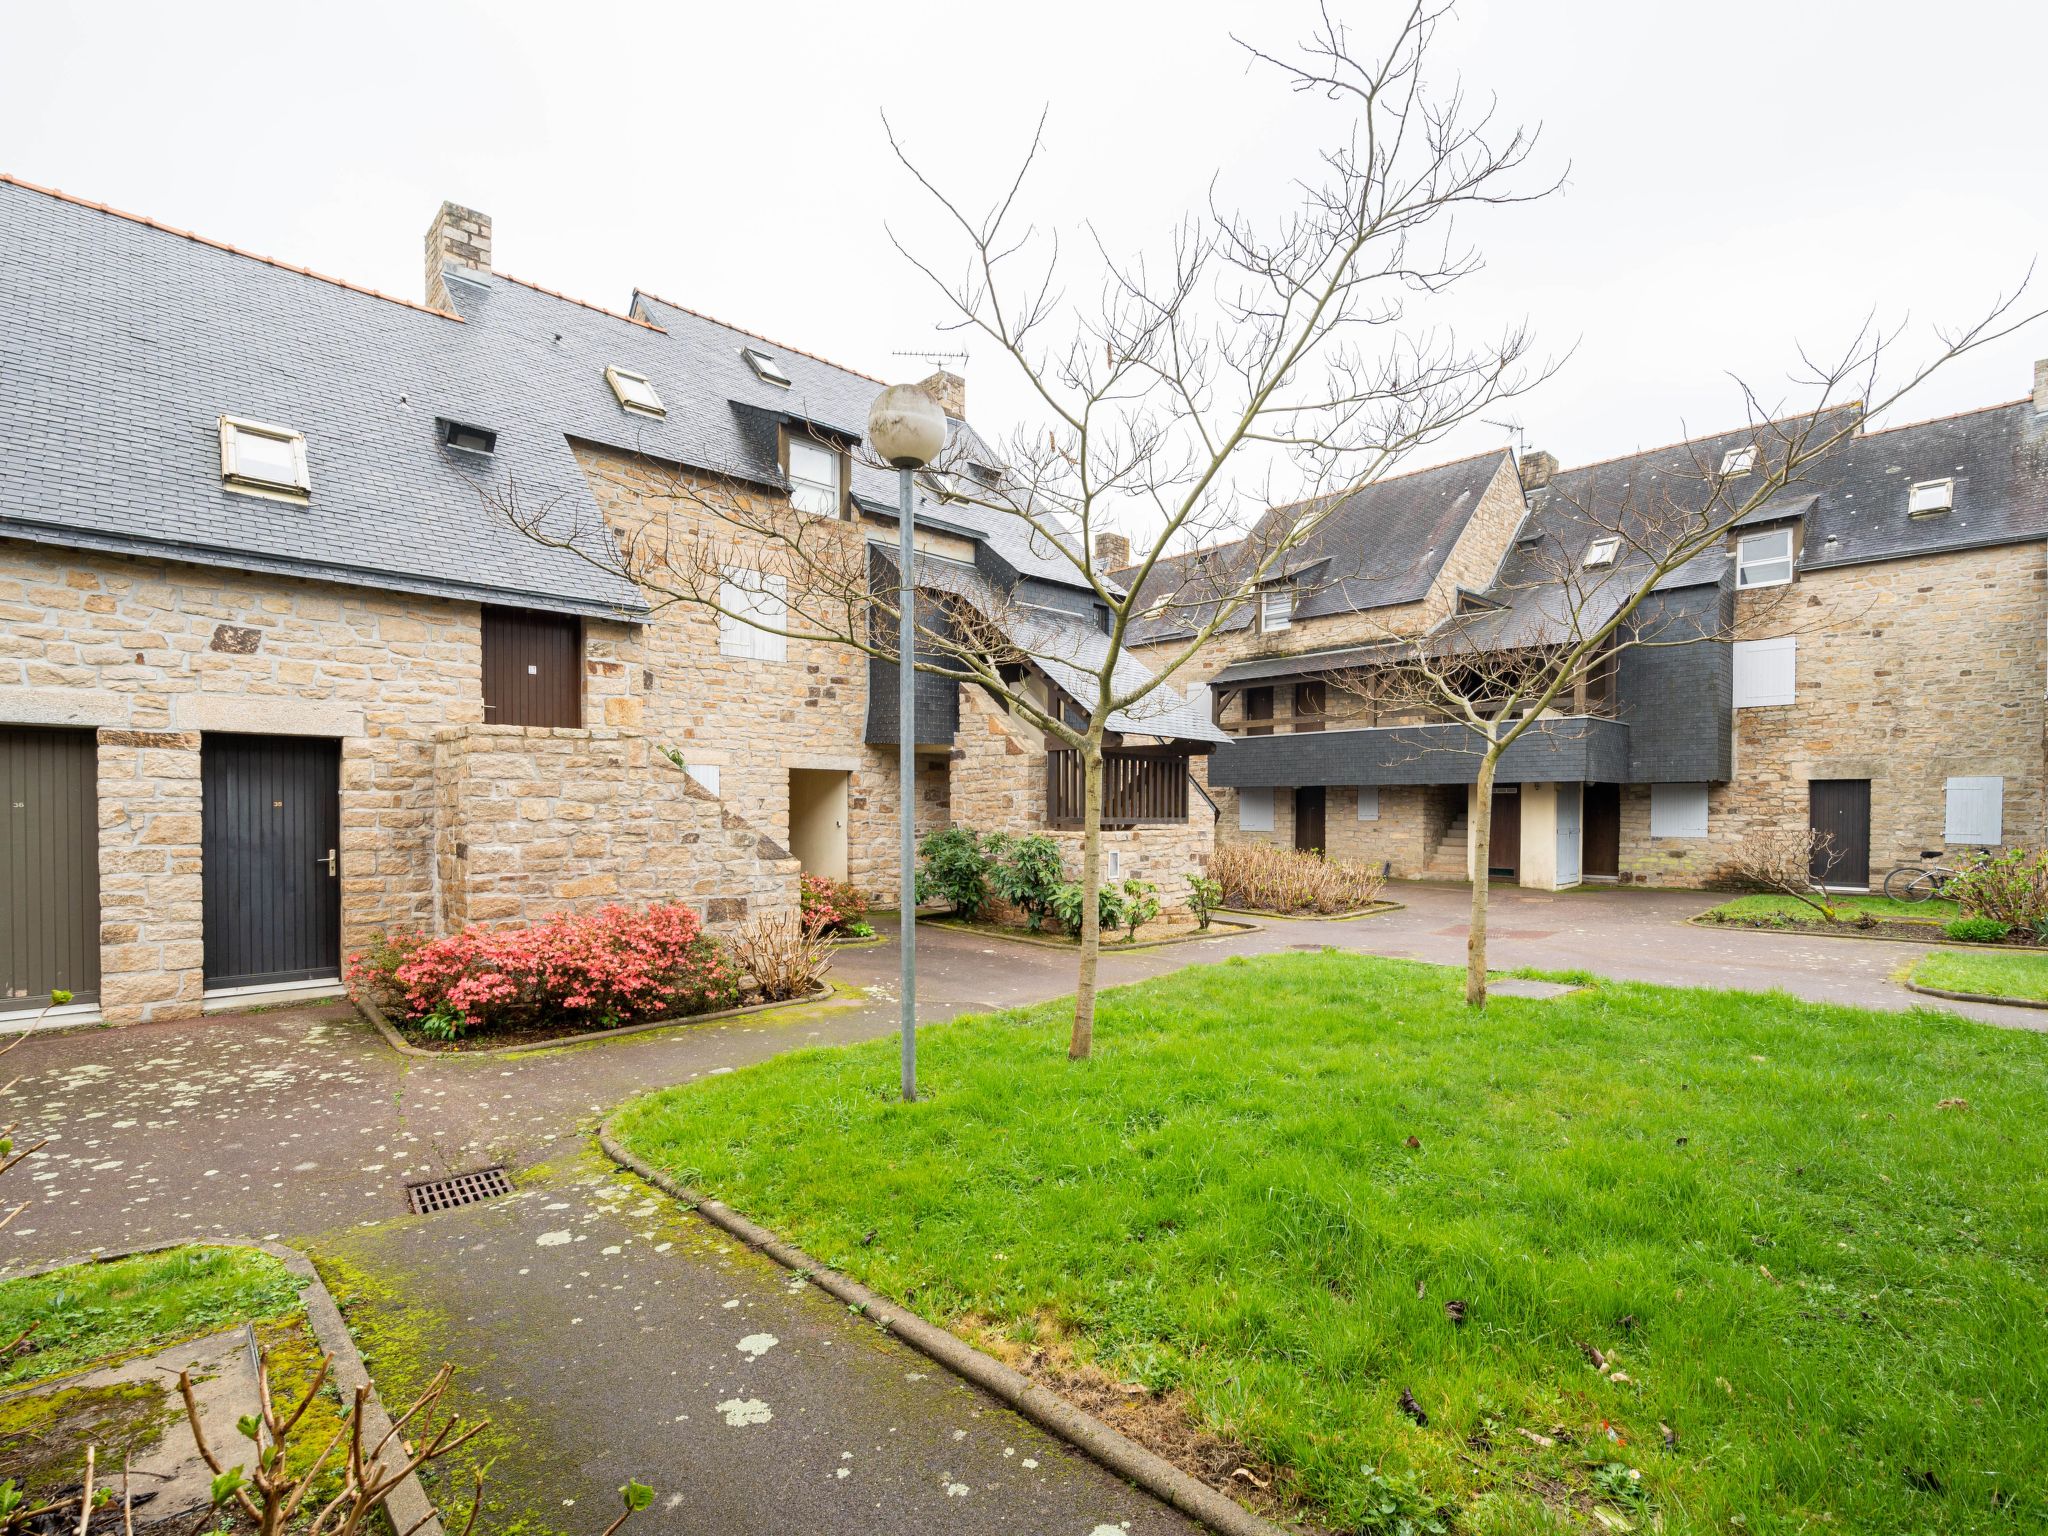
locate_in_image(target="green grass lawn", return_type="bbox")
[615,953,2048,1534]
[0,1244,306,1388]
[1913,948,2048,1003]
[1700,891,1959,926]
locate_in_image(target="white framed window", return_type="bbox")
[741,346,792,386]
[218,416,310,498]
[1649,782,1709,839]
[1945,776,2003,845]
[718,569,788,661]
[1355,786,1380,821]
[1908,477,1955,516]
[1582,537,1620,569]
[1239,787,1275,832]
[1107,849,1121,878]
[787,436,842,517]
[604,365,665,416]
[1732,635,1797,707]
[1259,586,1293,633]
[1736,527,1794,589]
[1720,445,1757,475]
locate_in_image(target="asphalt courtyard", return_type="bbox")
[3,881,2033,1534]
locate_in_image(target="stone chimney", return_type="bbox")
[424,201,492,312]
[2034,358,2048,415]
[918,369,967,421]
[1518,448,1558,491]
[1093,532,1131,571]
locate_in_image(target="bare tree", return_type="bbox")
[498,2,1560,1061]
[1329,304,2038,1006]
[1720,826,1846,923]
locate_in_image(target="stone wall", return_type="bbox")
[433,725,798,932]
[94,729,204,1021]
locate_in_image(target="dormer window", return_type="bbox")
[742,347,792,387]
[440,419,497,455]
[219,416,309,499]
[786,434,844,517]
[1582,536,1620,569]
[1736,527,1795,589]
[1720,445,1757,475]
[1260,585,1294,633]
[604,365,665,417]
[1907,477,1954,516]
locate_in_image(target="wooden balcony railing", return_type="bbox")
[1046,748,1190,829]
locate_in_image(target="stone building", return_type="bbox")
[1125,374,2048,891]
[0,179,1220,1026]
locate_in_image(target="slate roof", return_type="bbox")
[1116,450,1515,643]
[0,176,646,619]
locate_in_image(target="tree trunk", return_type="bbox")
[1466,751,1500,1008]
[1070,739,1105,1060]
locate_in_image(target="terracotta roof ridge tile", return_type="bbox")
[1553,404,1868,479]
[630,288,885,383]
[1257,445,1515,517]
[0,171,464,322]
[1859,396,2030,439]
[492,271,666,332]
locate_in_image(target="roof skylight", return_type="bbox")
[1720,445,1758,475]
[604,365,665,416]
[218,416,310,499]
[1907,477,1954,516]
[741,347,792,387]
[1582,536,1621,568]
[440,419,497,455]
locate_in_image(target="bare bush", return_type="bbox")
[1210,843,1387,915]
[1716,827,1846,921]
[730,914,833,1002]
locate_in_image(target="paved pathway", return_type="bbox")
[2,881,2034,1534]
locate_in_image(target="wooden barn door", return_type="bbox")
[482,607,583,727]
[2,727,100,1012]
[202,736,341,989]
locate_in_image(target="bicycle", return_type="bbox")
[1881,862,1959,902]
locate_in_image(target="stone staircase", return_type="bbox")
[1420,811,1470,880]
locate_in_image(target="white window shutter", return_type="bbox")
[1732,636,1796,707]
[1356,786,1380,821]
[1945,776,2003,844]
[756,575,788,663]
[1239,787,1275,832]
[718,577,752,659]
[719,570,786,662]
[1650,783,1709,839]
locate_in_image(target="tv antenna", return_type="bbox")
[1483,416,1527,454]
[892,348,970,373]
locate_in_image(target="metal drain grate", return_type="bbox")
[406,1166,512,1215]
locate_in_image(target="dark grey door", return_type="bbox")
[1294,786,1326,855]
[2,727,100,1012]
[1808,779,1871,888]
[202,736,341,989]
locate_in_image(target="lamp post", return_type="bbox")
[866,383,947,1102]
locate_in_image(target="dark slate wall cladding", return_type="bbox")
[1209,716,1630,788]
[1617,585,1733,782]
[864,654,960,745]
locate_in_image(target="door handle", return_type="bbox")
[319,848,336,876]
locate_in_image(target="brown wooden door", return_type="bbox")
[2,726,100,1012]
[1488,787,1521,877]
[202,735,341,989]
[1294,786,1326,855]
[1583,783,1621,878]
[1294,680,1326,732]
[1242,686,1274,736]
[1809,779,1871,888]
[483,607,582,727]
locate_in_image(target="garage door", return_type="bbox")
[2,726,101,1013]
[202,735,341,990]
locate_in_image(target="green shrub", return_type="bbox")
[1945,915,2012,944]
[1186,873,1222,930]
[1050,880,1127,936]
[1947,848,2048,931]
[916,826,997,918]
[1119,878,1161,943]
[989,833,1066,931]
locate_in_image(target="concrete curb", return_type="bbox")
[353,979,836,1059]
[596,1123,1290,1536]
[926,917,1261,952]
[1213,900,1404,924]
[1903,980,2048,1010]
[1,1238,442,1536]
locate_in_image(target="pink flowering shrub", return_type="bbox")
[351,904,738,1039]
[799,873,870,935]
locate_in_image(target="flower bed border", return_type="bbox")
[2,1239,443,1536]
[1902,979,2048,1010]
[926,915,1259,952]
[596,1119,1285,1536]
[353,980,834,1059]
[1685,914,2048,952]
[1214,899,1403,924]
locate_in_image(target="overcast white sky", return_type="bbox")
[7,0,2044,542]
